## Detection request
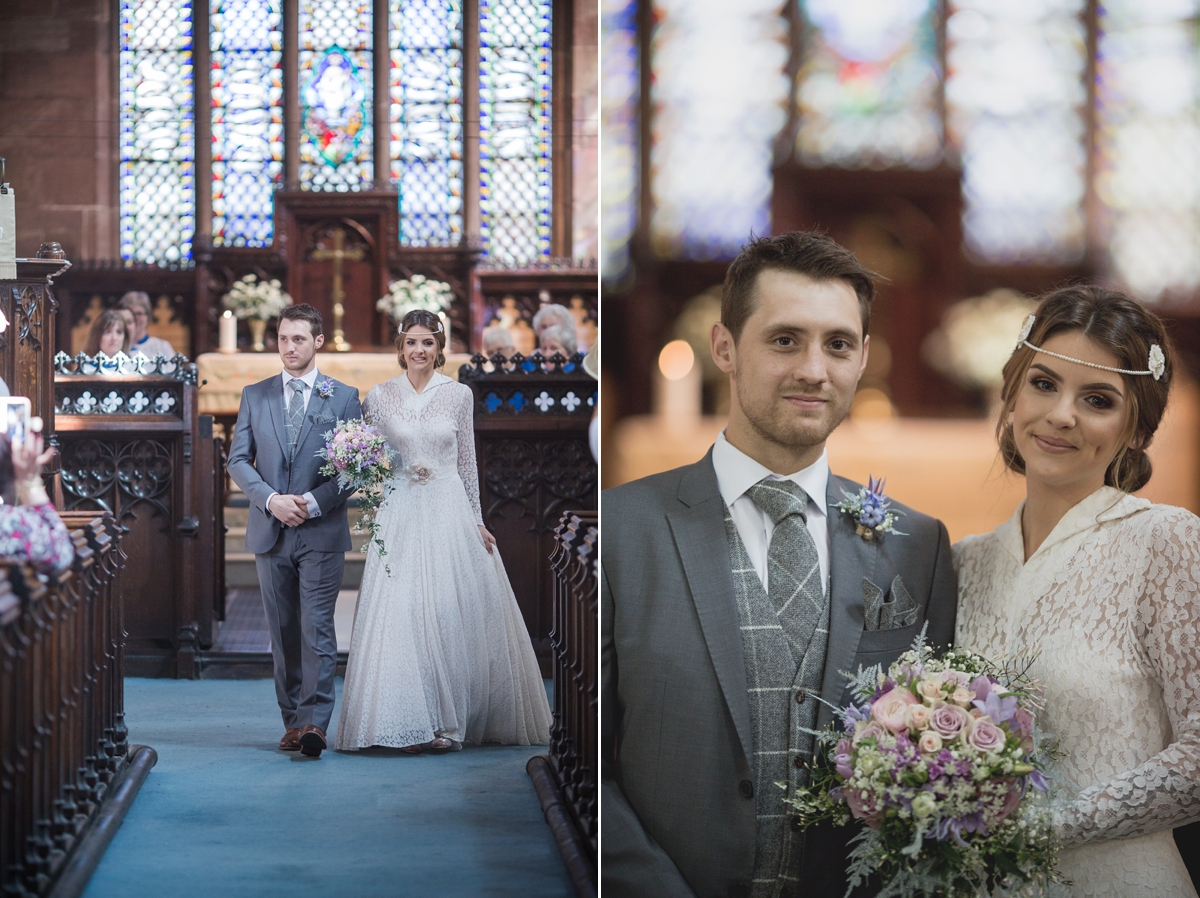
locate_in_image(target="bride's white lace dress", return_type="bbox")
[335,371,551,749]
[953,486,1200,897]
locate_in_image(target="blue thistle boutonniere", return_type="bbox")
[834,476,906,541]
[315,377,335,400]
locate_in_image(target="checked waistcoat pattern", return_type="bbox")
[285,380,305,459]
[724,478,831,898]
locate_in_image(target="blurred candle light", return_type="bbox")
[655,339,701,419]
[219,310,238,354]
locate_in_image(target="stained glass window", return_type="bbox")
[299,0,374,191]
[1096,0,1200,301]
[479,0,552,265]
[211,0,283,247]
[389,0,464,245]
[119,0,196,264]
[795,0,941,168]
[945,0,1088,263]
[600,0,637,282]
[648,0,788,260]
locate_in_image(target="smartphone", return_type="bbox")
[2,397,30,445]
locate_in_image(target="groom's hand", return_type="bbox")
[268,494,310,527]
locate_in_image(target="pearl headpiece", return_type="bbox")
[1016,314,1165,381]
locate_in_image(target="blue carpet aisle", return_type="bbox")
[82,678,571,898]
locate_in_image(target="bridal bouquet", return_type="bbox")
[317,419,395,568]
[788,634,1060,898]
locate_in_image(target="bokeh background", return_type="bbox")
[599,0,1200,539]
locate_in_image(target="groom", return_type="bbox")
[602,232,958,898]
[227,303,363,758]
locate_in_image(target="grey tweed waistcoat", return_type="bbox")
[723,496,831,898]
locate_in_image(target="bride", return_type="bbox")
[335,310,551,752]
[953,286,1200,897]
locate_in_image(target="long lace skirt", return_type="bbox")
[334,472,551,749]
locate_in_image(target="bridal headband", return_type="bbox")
[1016,314,1165,381]
[398,320,444,335]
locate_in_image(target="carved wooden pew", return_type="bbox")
[52,353,225,678]
[528,510,598,898]
[457,352,597,674]
[0,514,133,897]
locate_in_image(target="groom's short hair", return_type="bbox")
[721,231,878,341]
[279,303,323,337]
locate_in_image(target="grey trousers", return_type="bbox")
[256,526,345,732]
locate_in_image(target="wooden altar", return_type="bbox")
[1,258,70,432]
[458,352,598,675]
[53,355,225,678]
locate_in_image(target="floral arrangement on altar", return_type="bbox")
[788,633,1060,898]
[221,274,293,321]
[922,289,1037,391]
[376,274,454,322]
[317,419,395,570]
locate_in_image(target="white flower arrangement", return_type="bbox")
[221,274,293,321]
[376,274,454,322]
[922,289,1037,391]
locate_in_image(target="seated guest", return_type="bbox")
[482,324,515,357]
[538,322,578,358]
[0,432,73,575]
[532,303,575,344]
[82,309,131,357]
[118,291,178,359]
[117,307,136,340]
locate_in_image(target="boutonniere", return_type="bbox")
[315,378,335,400]
[834,475,906,541]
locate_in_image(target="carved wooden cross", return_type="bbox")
[311,226,365,352]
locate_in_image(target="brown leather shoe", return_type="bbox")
[279,728,302,751]
[299,724,327,757]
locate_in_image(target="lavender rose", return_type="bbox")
[931,703,970,740]
[966,716,1006,753]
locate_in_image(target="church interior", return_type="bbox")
[0,0,597,895]
[600,0,1199,884]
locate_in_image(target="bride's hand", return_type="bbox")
[478,525,497,554]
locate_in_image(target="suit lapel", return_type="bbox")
[666,451,752,765]
[266,374,287,457]
[817,474,878,728]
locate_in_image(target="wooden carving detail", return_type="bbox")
[16,283,51,350]
[482,438,596,533]
[59,440,118,511]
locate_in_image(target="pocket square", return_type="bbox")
[862,575,919,631]
[313,411,337,425]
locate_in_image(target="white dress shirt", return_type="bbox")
[266,368,321,519]
[711,431,830,593]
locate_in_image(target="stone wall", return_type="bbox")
[0,0,117,261]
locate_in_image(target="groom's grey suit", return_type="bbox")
[226,372,362,732]
[601,450,958,898]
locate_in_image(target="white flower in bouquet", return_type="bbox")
[376,274,454,322]
[221,274,293,321]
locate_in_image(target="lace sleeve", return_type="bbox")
[454,385,483,524]
[362,386,378,425]
[0,504,75,575]
[1054,509,1200,847]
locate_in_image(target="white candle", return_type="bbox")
[219,310,238,353]
[654,340,701,420]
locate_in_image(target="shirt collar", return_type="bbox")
[712,431,829,517]
[282,368,320,390]
[995,485,1150,563]
[399,370,451,394]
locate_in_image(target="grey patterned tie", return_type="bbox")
[745,478,825,664]
[285,379,305,457]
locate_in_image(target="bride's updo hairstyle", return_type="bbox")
[997,284,1174,493]
[395,309,447,370]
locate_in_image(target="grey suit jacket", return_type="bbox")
[601,449,957,898]
[226,373,363,555]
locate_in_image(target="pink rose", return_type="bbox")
[844,787,884,829]
[853,720,888,745]
[966,716,1006,753]
[871,687,919,733]
[918,730,943,754]
[917,677,944,702]
[1010,707,1036,752]
[930,703,969,740]
[951,687,974,707]
[905,704,932,731]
